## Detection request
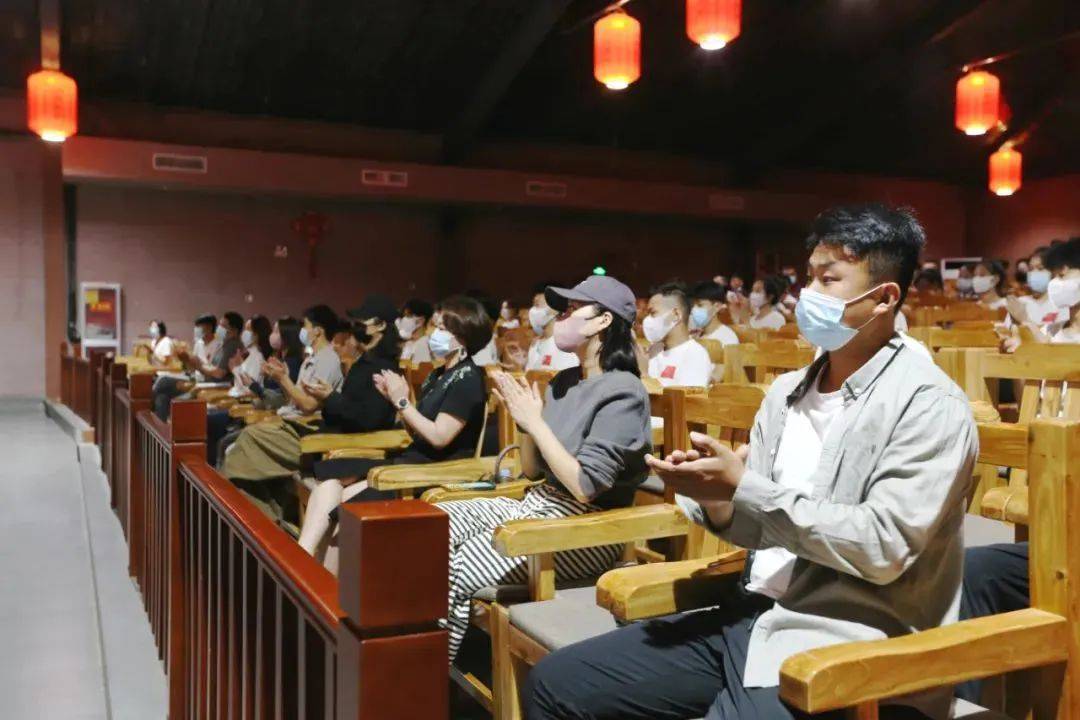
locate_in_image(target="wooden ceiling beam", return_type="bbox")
[442,0,574,163]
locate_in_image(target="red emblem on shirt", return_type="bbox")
[660,365,677,379]
[1043,312,1059,323]
[542,355,552,366]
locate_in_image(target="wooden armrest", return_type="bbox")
[779,608,1068,714]
[596,549,747,621]
[299,429,411,455]
[369,456,512,491]
[326,447,393,460]
[980,486,1029,525]
[977,422,1029,469]
[243,410,281,426]
[421,479,542,504]
[492,504,690,558]
[194,387,233,402]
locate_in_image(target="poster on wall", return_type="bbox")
[78,282,122,356]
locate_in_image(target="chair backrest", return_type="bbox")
[723,339,815,385]
[913,303,1006,326]
[405,361,434,400]
[698,338,727,365]
[947,345,1080,421]
[664,385,766,559]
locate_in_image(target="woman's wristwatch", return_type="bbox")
[395,396,410,411]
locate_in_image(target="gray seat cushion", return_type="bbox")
[509,585,618,651]
[963,513,1014,548]
[472,575,600,604]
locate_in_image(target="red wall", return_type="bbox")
[76,186,440,352]
[965,174,1080,263]
[0,137,47,397]
[760,170,969,260]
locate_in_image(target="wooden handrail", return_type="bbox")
[179,459,345,633]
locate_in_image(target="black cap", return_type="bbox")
[347,294,398,324]
[545,275,637,324]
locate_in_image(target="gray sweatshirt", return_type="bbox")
[538,368,652,509]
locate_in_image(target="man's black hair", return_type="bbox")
[303,304,340,336]
[222,311,244,333]
[1045,237,1080,272]
[403,298,434,321]
[806,203,926,311]
[691,280,726,303]
[761,276,787,305]
[650,281,691,320]
[194,313,217,328]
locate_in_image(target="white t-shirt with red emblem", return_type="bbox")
[526,336,579,372]
[647,338,712,388]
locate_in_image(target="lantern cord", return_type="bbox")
[560,0,636,35]
[961,28,1080,72]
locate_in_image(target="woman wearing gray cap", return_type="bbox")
[440,274,653,663]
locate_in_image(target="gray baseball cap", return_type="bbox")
[545,276,637,324]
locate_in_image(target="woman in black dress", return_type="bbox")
[298,295,491,569]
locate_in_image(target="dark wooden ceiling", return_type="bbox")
[1,0,1077,183]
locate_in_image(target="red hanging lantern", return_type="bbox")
[955,70,1000,136]
[988,147,1022,196]
[27,69,78,143]
[687,0,741,51]
[594,10,641,91]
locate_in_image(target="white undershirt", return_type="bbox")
[1020,294,1067,331]
[647,338,712,388]
[151,336,173,363]
[526,336,579,372]
[746,368,845,599]
[472,336,499,367]
[749,308,786,331]
[402,334,432,364]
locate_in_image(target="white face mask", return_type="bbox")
[241,330,254,348]
[1048,276,1080,310]
[500,308,514,321]
[642,310,677,344]
[528,306,556,335]
[149,324,160,339]
[396,316,420,339]
[972,275,996,295]
[749,291,768,310]
[193,327,202,344]
[956,277,973,292]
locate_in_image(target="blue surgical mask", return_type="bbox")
[241,330,254,348]
[215,325,227,340]
[299,327,311,347]
[795,286,881,351]
[428,329,458,359]
[689,306,712,330]
[1027,269,1050,295]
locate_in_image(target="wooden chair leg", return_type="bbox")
[492,604,522,720]
[846,701,878,720]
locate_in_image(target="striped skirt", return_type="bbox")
[440,484,623,661]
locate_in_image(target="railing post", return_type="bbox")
[107,362,127,508]
[168,398,206,720]
[127,374,154,579]
[336,501,449,720]
[60,341,70,405]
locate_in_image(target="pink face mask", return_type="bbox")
[269,331,282,350]
[553,315,592,352]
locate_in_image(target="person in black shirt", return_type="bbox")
[298,295,490,568]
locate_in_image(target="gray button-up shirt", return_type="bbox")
[679,336,978,717]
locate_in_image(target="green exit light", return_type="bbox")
[592,266,607,276]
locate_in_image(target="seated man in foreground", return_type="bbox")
[525,204,978,720]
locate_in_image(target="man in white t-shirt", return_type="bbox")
[397,298,434,365]
[645,282,712,388]
[523,284,579,372]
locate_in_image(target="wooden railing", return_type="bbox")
[115,398,449,719]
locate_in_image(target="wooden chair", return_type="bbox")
[488,385,765,719]
[595,418,1078,720]
[913,303,1007,327]
[722,339,815,385]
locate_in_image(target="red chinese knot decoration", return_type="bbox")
[291,212,329,279]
